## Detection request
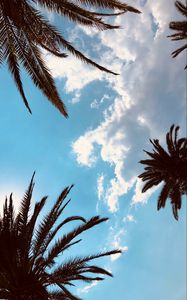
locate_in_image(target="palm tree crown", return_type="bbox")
[139,125,187,220]
[168,1,187,69]
[0,174,121,299]
[0,0,140,116]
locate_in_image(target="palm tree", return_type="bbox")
[168,1,187,69]
[138,125,187,220]
[0,0,140,116]
[0,174,121,299]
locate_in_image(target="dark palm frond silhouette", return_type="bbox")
[0,0,140,116]
[139,125,187,220]
[0,174,121,299]
[168,1,187,69]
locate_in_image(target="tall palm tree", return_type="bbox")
[0,174,121,299]
[168,1,187,69]
[138,125,187,220]
[0,0,140,116]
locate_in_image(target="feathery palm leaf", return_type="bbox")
[0,0,140,116]
[139,125,187,220]
[168,1,187,69]
[0,174,121,299]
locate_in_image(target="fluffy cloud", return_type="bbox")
[72,132,97,167]
[131,178,160,205]
[72,0,185,212]
[72,92,149,211]
[45,53,104,93]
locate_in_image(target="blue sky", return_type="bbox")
[0,0,186,299]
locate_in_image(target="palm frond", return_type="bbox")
[139,125,187,220]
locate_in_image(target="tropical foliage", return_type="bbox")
[139,125,187,220]
[0,174,121,299]
[168,0,187,69]
[0,0,140,116]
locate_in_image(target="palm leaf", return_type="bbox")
[0,176,121,297]
[139,125,187,220]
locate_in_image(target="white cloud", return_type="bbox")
[72,0,185,212]
[147,1,177,32]
[78,281,99,295]
[73,98,131,166]
[45,54,104,93]
[97,174,105,200]
[123,214,136,223]
[105,176,135,213]
[90,94,110,109]
[72,94,138,212]
[132,178,160,205]
[96,173,105,212]
[100,94,110,103]
[71,91,81,104]
[137,115,148,126]
[72,132,97,167]
[110,229,128,261]
[72,91,147,211]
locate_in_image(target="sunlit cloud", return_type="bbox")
[110,228,128,261]
[45,54,104,93]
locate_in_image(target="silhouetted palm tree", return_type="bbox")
[0,174,121,299]
[139,125,187,220]
[168,1,187,69]
[0,0,140,116]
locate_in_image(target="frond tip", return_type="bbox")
[138,124,187,220]
[0,174,120,298]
